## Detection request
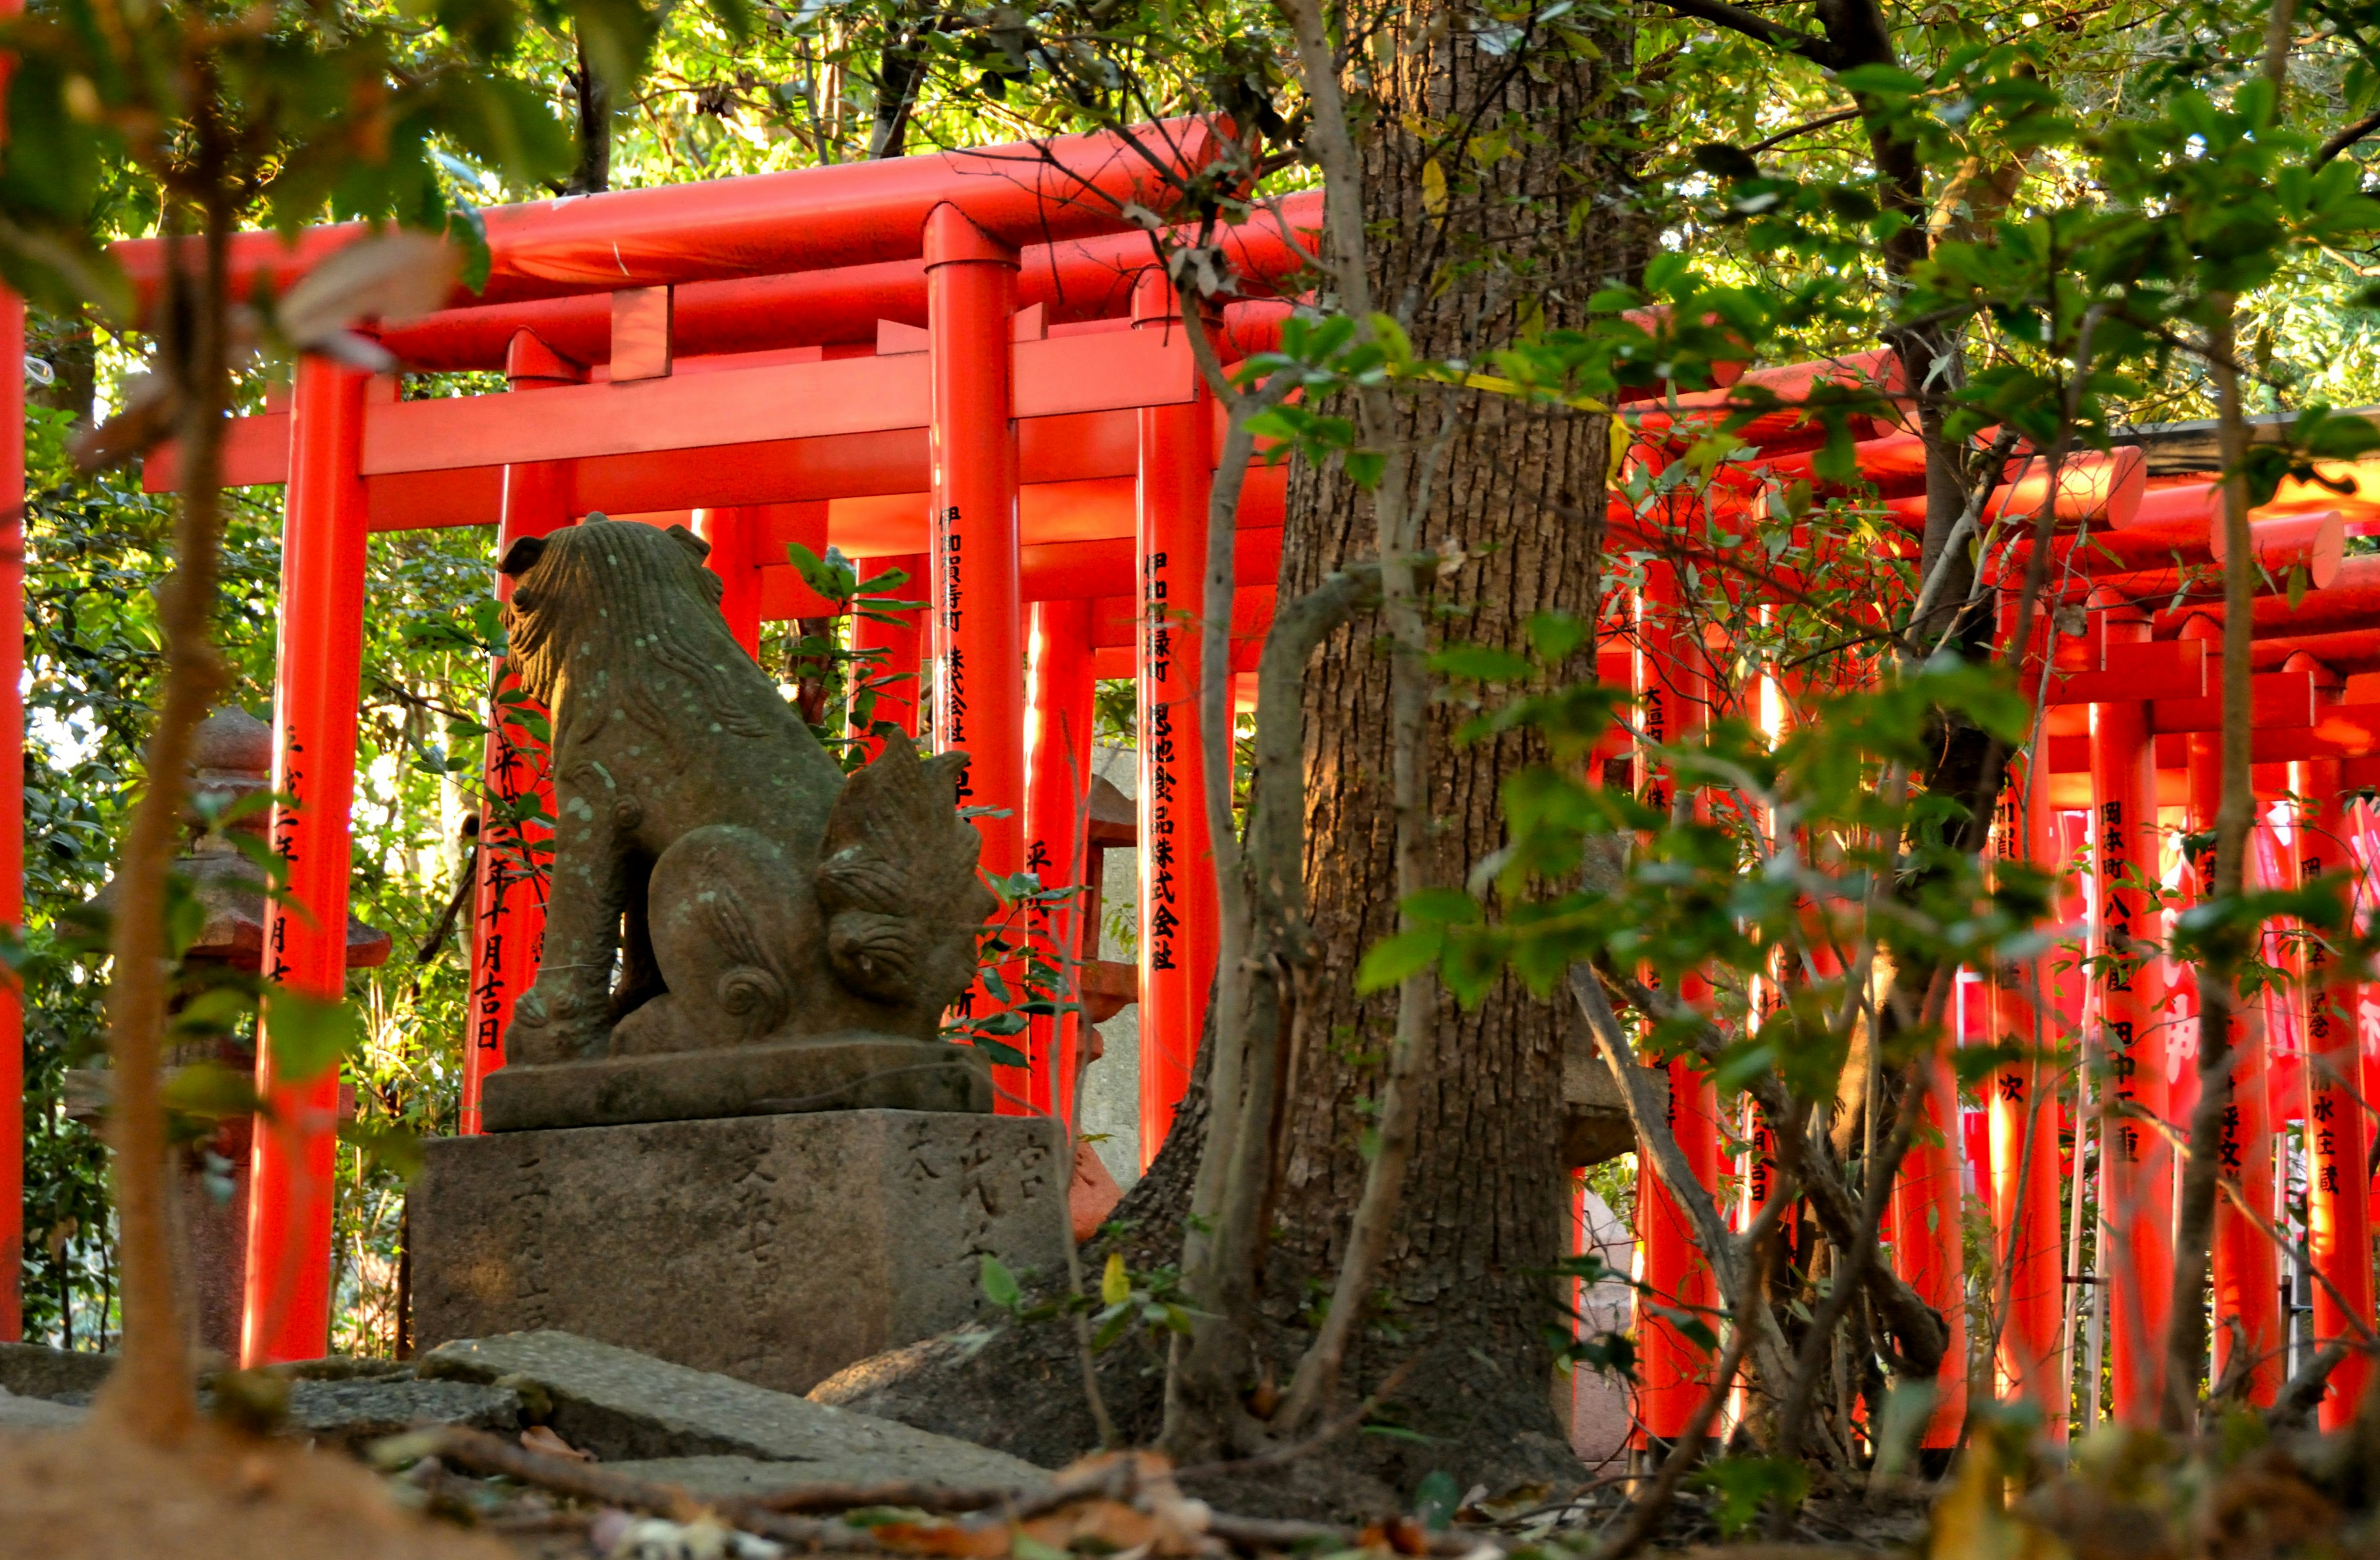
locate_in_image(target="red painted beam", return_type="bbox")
[117,120,1228,311]
[1883,446,2145,528]
[373,197,1320,372]
[1999,511,2342,589]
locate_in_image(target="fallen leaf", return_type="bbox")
[519,1424,593,1462]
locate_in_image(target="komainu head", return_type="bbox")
[816,741,998,1016]
[496,514,728,712]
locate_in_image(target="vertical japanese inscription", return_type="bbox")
[2099,798,2142,1163]
[268,734,306,984]
[1142,549,1178,974]
[937,505,971,801]
[2301,848,2348,1199]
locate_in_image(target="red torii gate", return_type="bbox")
[84,126,1320,1362]
[1603,372,2380,1450]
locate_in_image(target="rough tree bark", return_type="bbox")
[820,0,1641,1507]
[1260,0,1643,1494]
[565,27,612,195]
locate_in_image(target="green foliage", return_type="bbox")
[1688,1455,1810,1535]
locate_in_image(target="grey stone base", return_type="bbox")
[481,1036,990,1132]
[412,1110,1064,1396]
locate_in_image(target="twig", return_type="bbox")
[1593,1206,1780,1560]
[2268,1341,2351,1428]
[1174,1359,1418,1478]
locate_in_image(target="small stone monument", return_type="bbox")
[75,708,392,1358]
[413,518,1064,1395]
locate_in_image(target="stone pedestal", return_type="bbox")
[412,1109,1065,1396]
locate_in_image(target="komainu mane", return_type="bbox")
[494,514,994,1064]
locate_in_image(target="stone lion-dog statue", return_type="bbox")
[491,515,996,1086]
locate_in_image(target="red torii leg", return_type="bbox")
[2291,730,2374,1429]
[1131,271,1217,1167]
[1631,560,1721,1452]
[1025,600,1095,1121]
[460,332,578,1136]
[1890,1033,1969,1447]
[0,223,20,1343]
[2179,614,2283,1407]
[244,355,372,1365]
[698,505,765,658]
[1988,747,2068,1434]
[2092,596,2172,1426]
[925,205,1026,1103]
[848,552,926,759]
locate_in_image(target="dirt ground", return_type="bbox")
[0,1422,514,1560]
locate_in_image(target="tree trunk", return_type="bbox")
[565,29,612,196]
[1263,0,1641,1496]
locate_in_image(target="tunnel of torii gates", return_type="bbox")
[0,121,2372,1446]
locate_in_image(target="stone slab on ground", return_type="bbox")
[604,1454,1046,1499]
[413,1109,1066,1395]
[0,1386,86,1431]
[0,1342,113,1402]
[482,1036,992,1132]
[420,1331,1046,1488]
[280,1378,522,1450]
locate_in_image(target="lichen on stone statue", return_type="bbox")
[477,515,997,1132]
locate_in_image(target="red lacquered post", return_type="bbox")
[0,198,21,1342]
[459,332,578,1135]
[2290,692,2373,1429]
[849,552,927,758]
[1989,744,2068,1432]
[697,505,764,659]
[244,355,372,1365]
[1892,1029,1970,1445]
[1025,599,1095,1121]
[1131,271,1217,1166]
[926,205,1026,1102]
[2176,615,2282,1406]
[1631,559,1720,1450]
[2090,596,2172,1426]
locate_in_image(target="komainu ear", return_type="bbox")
[499,534,549,576]
[920,750,970,801]
[666,524,712,563]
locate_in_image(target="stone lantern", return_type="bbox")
[75,708,390,1357]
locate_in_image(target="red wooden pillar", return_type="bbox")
[925,206,1025,1102]
[2177,616,2282,1406]
[1890,1035,1969,1443]
[1631,560,1720,1446]
[1989,744,2067,1431]
[2090,596,2172,1426]
[1025,599,1095,1121]
[848,552,926,759]
[2290,695,2374,1429]
[459,332,578,1135]
[697,505,764,659]
[0,195,20,1343]
[244,355,371,1365]
[1131,271,1217,1167]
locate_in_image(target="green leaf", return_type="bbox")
[338,1119,425,1182]
[1687,1456,1809,1536]
[1101,1251,1130,1307]
[162,1060,262,1121]
[263,991,363,1083]
[1355,927,1443,994]
[1430,643,1534,682]
[1413,1470,1461,1530]
[1402,887,1483,927]
[1344,449,1386,488]
[1527,612,1587,663]
[980,1254,1021,1310]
